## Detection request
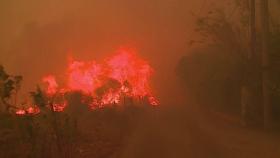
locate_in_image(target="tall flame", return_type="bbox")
[40,48,159,112]
[43,75,58,95]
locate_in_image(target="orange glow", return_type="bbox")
[43,75,58,95]
[19,48,159,114]
[15,109,26,115]
[67,60,103,93]
[107,50,153,97]
[16,107,40,115]
[51,102,67,112]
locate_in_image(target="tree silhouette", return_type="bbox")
[0,65,23,112]
[30,86,47,108]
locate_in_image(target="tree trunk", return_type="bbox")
[242,0,257,126]
[260,0,272,129]
[250,0,256,61]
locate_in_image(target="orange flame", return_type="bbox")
[37,48,160,113]
[43,75,58,95]
[16,107,40,115]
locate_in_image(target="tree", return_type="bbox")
[13,75,23,105]
[177,1,264,121]
[0,65,23,112]
[30,86,47,108]
[260,0,272,129]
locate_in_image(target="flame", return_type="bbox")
[107,50,153,97]
[43,75,58,95]
[68,60,102,93]
[28,48,160,114]
[51,102,67,112]
[16,109,26,115]
[16,107,40,115]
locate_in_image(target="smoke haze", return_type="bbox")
[0,0,242,104]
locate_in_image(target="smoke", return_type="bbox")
[70,100,224,158]
[0,0,222,104]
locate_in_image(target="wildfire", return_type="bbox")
[43,75,58,95]
[16,107,40,115]
[40,48,159,112]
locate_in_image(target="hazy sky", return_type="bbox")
[0,0,243,104]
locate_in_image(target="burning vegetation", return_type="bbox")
[15,48,159,115]
[0,48,160,157]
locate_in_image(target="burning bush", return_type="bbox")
[35,48,159,114]
[0,48,160,157]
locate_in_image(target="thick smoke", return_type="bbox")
[0,0,212,105]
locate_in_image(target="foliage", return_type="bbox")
[30,86,47,108]
[178,1,253,111]
[176,46,243,113]
[193,8,249,59]
[0,112,78,158]
[179,0,280,120]
[0,65,23,112]
[0,66,79,157]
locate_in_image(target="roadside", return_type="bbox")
[195,105,280,158]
